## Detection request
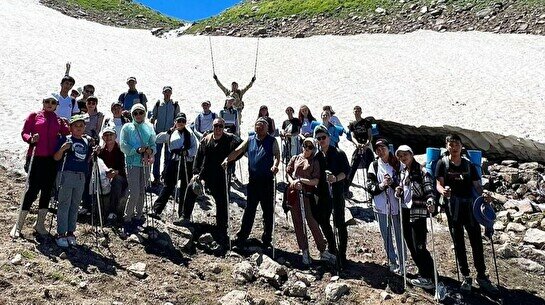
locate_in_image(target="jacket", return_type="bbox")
[21,110,70,157]
[119,115,156,167]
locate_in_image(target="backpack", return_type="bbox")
[197,112,217,131]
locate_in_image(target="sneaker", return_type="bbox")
[302,250,312,265]
[320,250,337,264]
[344,191,353,199]
[107,213,117,221]
[78,207,89,215]
[477,277,499,294]
[410,277,434,289]
[66,232,77,246]
[56,236,69,248]
[461,276,472,292]
[389,262,399,273]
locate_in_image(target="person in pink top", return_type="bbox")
[10,94,70,239]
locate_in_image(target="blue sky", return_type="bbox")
[134,0,243,22]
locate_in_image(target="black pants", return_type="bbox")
[22,156,57,211]
[182,173,228,239]
[104,175,128,217]
[313,184,347,259]
[447,196,486,278]
[345,147,374,192]
[402,208,434,279]
[153,158,192,215]
[236,177,274,245]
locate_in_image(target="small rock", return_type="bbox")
[198,233,214,245]
[506,222,526,233]
[375,7,386,14]
[493,222,505,231]
[127,234,142,244]
[219,290,254,305]
[127,262,147,279]
[293,33,305,39]
[541,218,545,229]
[286,280,308,298]
[380,290,392,301]
[78,281,87,289]
[420,6,428,14]
[10,254,22,265]
[325,282,350,301]
[257,255,288,288]
[294,272,316,286]
[523,228,545,247]
[330,275,340,282]
[517,199,535,214]
[476,8,494,18]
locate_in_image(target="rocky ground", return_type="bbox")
[39,0,183,35]
[1,160,545,304]
[189,0,545,38]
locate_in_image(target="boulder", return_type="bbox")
[523,228,545,247]
[519,162,543,171]
[257,255,288,288]
[509,258,545,274]
[218,290,254,305]
[286,280,308,298]
[493,222,505,231]
[496,242,519,259]
[233,261,255,283]
[10,254,22,265]
[127,262,147,279]
[516,199,535,214]
[325,282,350,302]
[294,272,316,286]
[506,222,526,233]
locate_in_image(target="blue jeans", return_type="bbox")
[57,171,86,235]
[153,143,170,181]
[375,212,405,268]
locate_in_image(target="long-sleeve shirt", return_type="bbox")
[400,160,435,221]
[193,133,241,180]
[215,78,254,110]
[21,110,70,157]
[98,142,126,178]
[367,158,400,215]
[156,128,198,161]
[151,99,180,133]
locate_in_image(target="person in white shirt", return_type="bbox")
[54,75,79,120]
[193,100,217,140]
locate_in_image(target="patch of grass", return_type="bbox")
[66,0,181,27]
[20,249,36,260]
[48,271,65,282]
[186,0,545,33]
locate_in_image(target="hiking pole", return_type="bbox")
[182,154,193,223]
[173,154,183,222]
[429,211,447,301]
[224,167,231,252]
[208,36,215,75]
[253,37,260,77]
[93,155,105,241]
[272,175,277,259]
[442,192,461,282]
[326,170,341,276]
[384,182,393,292]
[298,182,309,261]
[11,145,36,239]
[489,233,501,289]
[396,191,407,291]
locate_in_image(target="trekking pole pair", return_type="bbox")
[297,179,309,261]
[11,145,36,239]
[91,154,105,242]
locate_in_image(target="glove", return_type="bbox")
[251,76,256,82]
[213,74,218,80]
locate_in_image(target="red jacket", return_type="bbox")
[21,110,69,157]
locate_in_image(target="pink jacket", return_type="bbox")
[21,110,69,157]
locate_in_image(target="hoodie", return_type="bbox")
[119,104,156,167]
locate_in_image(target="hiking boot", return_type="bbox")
[344,191,353,199]
[33,209,49,235]
[389,262,400,273]
[66,232,77,247]
[173,217,191,227]
[10,210,28,239]
[320,250,337,264]
[410,277,434,290]
[461,276,472,292]
[56,235,69,248]
[477,277,499,294]
[302,249,312,265]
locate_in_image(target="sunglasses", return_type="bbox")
[304,145,315,150]
[176,118,187,124]
[133,111,145,116]
[85,90,94,94]
[316,135,327,141]
[43,99,58,105]
[87,101,97,105]
[213,124,224,128]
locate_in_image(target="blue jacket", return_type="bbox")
[120,118,156,167]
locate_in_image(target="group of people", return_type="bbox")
[10,64,499,297]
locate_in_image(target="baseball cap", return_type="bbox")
[175,112,187,122]
[162,86,172,93]
[395,145,413,156]
[375,138,389,148]
[127,76,137,82]
[101,126,116,136]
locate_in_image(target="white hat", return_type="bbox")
[395,145,413,156]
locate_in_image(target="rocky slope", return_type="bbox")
[187,0,545,37]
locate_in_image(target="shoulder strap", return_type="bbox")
[373,160,379,174]
[442,156,450,173]
[71,98,76,111]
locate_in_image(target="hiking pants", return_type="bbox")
[402,208,434,279]
[236,178,274,245]
[105,175,128,217]
[376,212,404,268]
[124,166,148,222]
[313,184,347,259]
[346,147,374,192]
[182,174,228,239]
[56,171,85,235]
[153,159,192,215]
[21,156,57,211]
[448,196,486,278]
[288,190,326,252]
